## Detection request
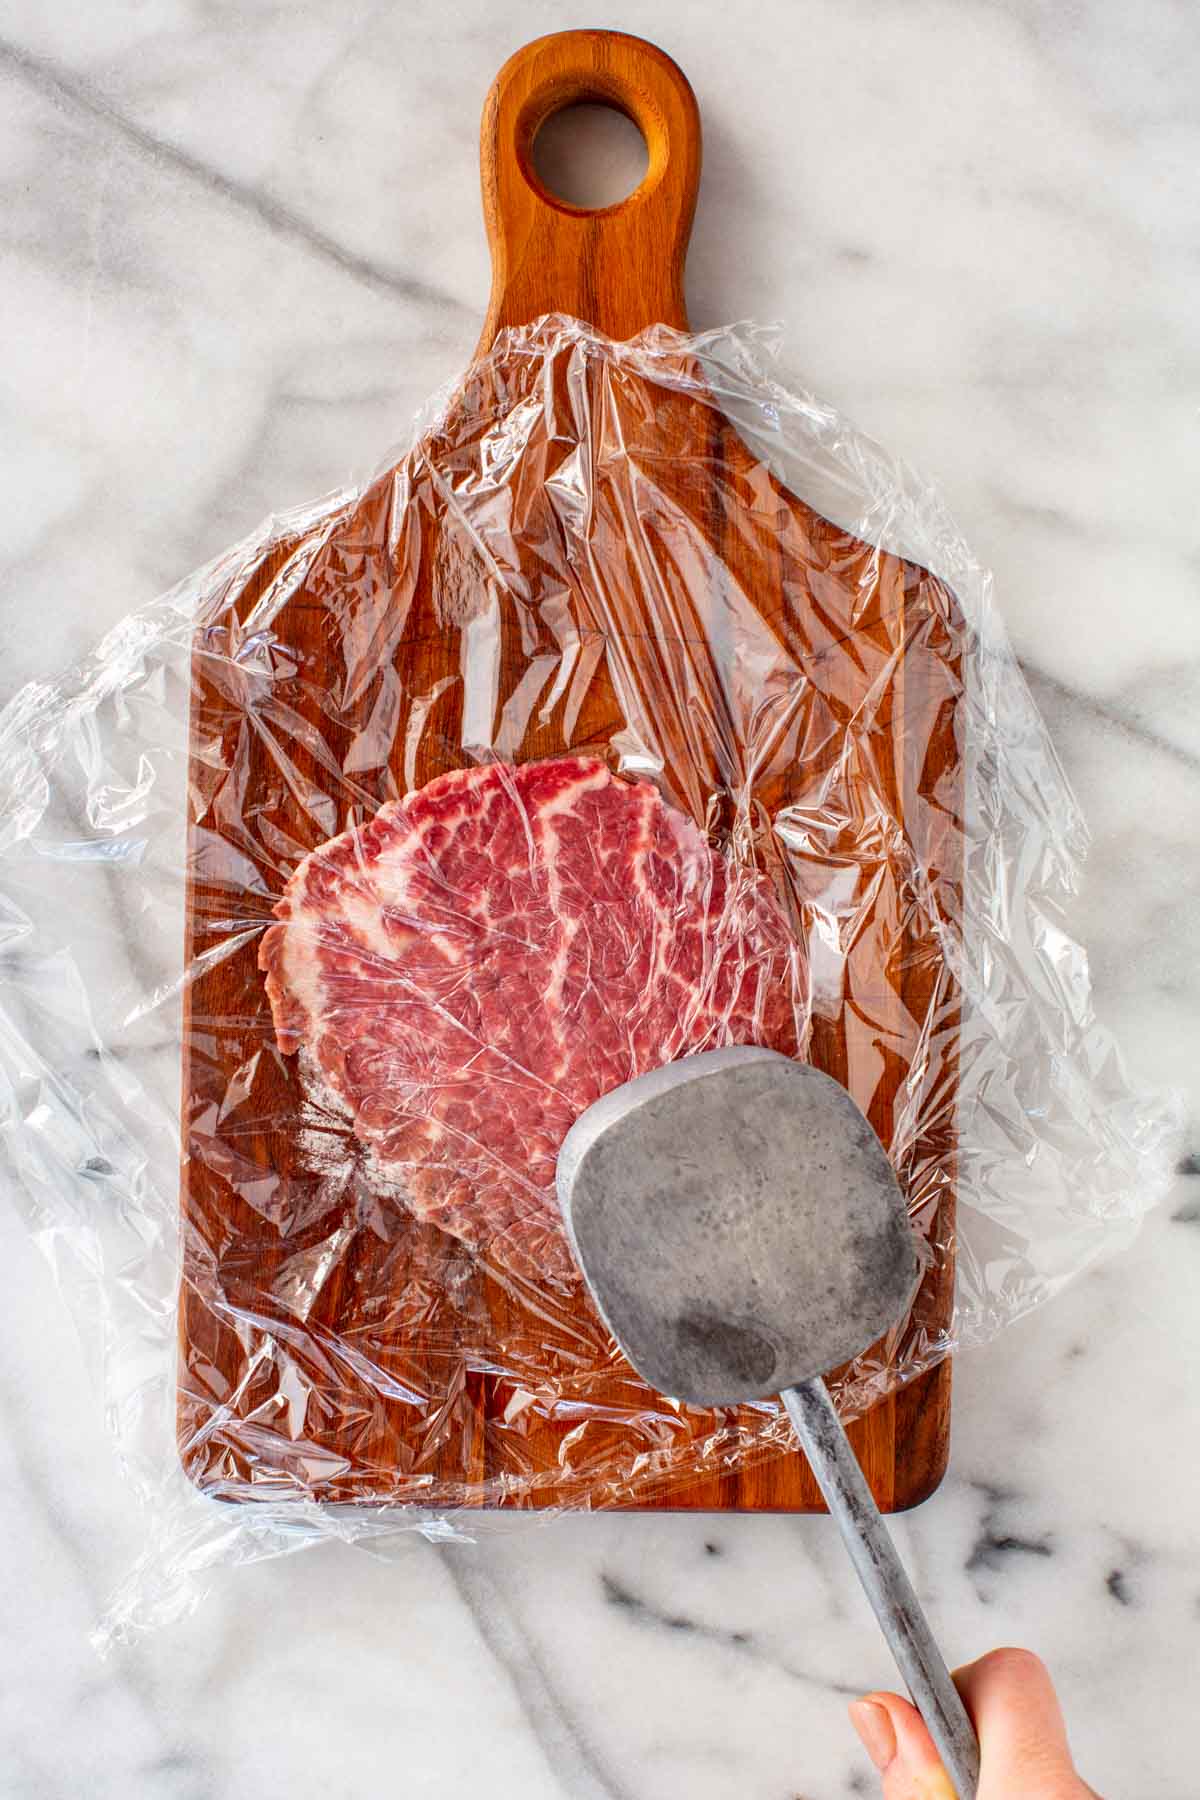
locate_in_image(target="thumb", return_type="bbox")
[956,1647,1092,1795]
[850,1648,1096,1799]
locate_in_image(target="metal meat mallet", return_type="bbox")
[556,1045,981,1799]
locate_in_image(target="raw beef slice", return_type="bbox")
[260,756,805,1285]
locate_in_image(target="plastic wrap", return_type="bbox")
[0,318,1178,1646]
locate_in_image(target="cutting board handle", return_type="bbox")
[477,29,701,355]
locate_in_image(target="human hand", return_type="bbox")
[849,1648,1102,1798]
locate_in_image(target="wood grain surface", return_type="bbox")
[179,29,961,1514]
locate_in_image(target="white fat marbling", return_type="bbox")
[1,1,1197,1795]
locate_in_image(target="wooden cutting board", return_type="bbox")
[179,29,962,1513]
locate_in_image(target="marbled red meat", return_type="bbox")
[260,756,805,1285]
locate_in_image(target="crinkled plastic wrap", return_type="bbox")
[0,319,1178,1646]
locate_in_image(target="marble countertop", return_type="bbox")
[2,2,1197,1795]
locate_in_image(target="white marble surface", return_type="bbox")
[1,2,1198,1795]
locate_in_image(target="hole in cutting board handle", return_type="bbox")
[531,103,650,210]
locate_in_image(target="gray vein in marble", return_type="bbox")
[985,492,1095,542]
[599,1570,863,1698]
[84,1036,181,1064]
[1102,1531,1153,1612]
[979,0,1200,132]
[0,1356,213,1797]
[168,371,352,575]
[1105,1567,1132,1607]
[964,1483,1054,1600]
[0,34,469,312]
[1170,1154,1200,1223]
[438,1550,633,1800]
[1023,665,1200,780]
[0,1354,101,1608]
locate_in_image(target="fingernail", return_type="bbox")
[849,1699,897,1772]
